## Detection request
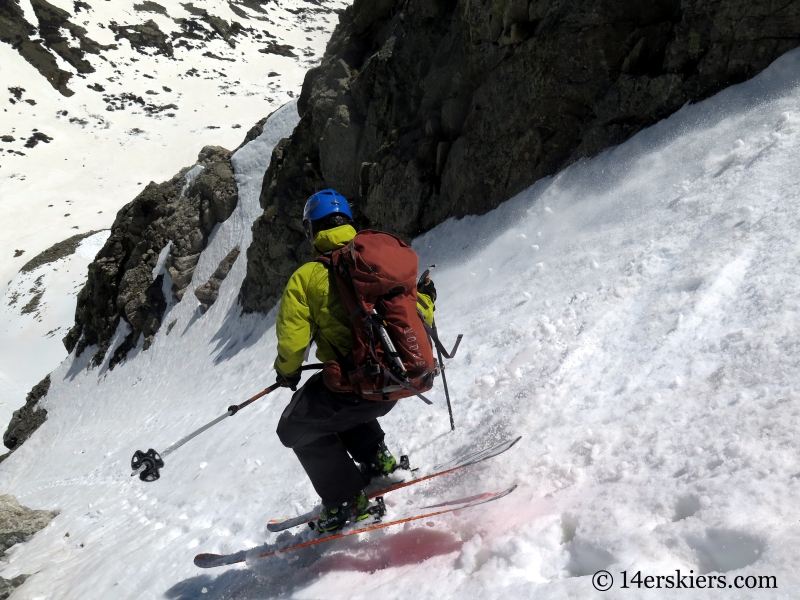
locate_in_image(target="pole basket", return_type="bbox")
[131,448,165,482]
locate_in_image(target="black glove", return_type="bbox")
[417,276,437,303]
[276,372,301,391]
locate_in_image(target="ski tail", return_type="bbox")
[196,484,517,569]
[267,506,321,532]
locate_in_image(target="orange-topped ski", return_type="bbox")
[266,435,521,533]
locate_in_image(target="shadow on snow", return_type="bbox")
[165,526,463,599]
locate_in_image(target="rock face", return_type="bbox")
[194,247,241,312]
[0,495,55,599]
[0,495,55,555]
[0,0,115,96]
[2,375,49,455]
[64,145,239,367]
[0,574,29,600]
[239,0,800,313]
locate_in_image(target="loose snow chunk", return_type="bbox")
[469,375,496,398]
[540,321,556,338]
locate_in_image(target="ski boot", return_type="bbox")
[359,441,408,480]
[316,491,372,533]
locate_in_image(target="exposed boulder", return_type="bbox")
[64,146,239,367]
[258,41,297,57]
[2,376,50,455]
[239,0,800,314]
[0,495,55,554]
[0,574,29,600]
[0,495,56,598]
[194,247,241,312]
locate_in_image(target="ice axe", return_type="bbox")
[418,265,462,431]
[130,364,323,482]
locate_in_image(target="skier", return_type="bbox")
[273,189,437,532]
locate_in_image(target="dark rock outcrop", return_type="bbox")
[0,495,55,553]
[29,0,115,74]
[64,145,239,366]
[239,0,800,314]
[0,0,74,96]
[110,18,173,57]
[194,247,241,312]
[19,230,103,274]
[0,495,55,598]
[171,9,246,49]
[2,376,49,454]
[0,0,115,96]
[134,1,168,16]
[258,42,297,57]
[0,574,29,600]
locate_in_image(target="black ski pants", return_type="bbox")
[276,372,397,506]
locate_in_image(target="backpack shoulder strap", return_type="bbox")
[314,251,333,268]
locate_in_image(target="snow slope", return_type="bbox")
[1,0,346,287]
[0,0,345,428]
[0,230,109,429]
[2,47,800,599]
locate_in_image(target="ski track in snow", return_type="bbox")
[2,46,800,600]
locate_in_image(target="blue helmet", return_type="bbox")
[303,189,352,222]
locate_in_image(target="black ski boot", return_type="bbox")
[316,491,371,533]
[359,441,398,480]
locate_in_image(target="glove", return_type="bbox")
[417,276,437,303]
[276,372,301,391]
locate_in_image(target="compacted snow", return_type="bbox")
[2,47,800,599]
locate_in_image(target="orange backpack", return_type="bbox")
[317,230,437,402]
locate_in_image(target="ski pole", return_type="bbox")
[434,321,456,431]
[418,266,457,431]
[130,364,323,482]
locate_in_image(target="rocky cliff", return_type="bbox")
[1,375,49,458]
[63,143,242,367]
[239,0,800,313]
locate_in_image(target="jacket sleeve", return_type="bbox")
[274,267,313,377]
[416,292,435,327]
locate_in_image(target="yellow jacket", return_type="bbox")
[274,225,435,376]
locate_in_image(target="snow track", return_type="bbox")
[2,49,800,600]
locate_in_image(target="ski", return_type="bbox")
[194,484,517,569]
[266,435,521,532]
